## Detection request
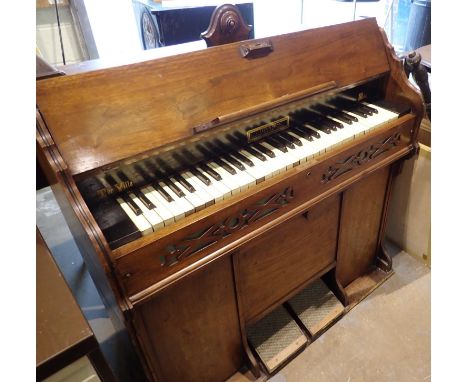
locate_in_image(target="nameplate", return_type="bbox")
[96,181,133,198]
[245,116,289,143]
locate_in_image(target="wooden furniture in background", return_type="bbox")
[36,19,423,381]
[36,229,115,382]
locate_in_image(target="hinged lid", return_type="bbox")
[36,18,389,175]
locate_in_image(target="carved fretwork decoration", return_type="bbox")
[322,133,401,184]
[201,4,252,47]
[162,187,294,266]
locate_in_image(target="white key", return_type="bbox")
[189,169,226,202]
[170,176,205,211]
[287,131,316,162]
[241,149,276,180]
[142,186,176,227]
[233,151,266,183]
[323,116,355,144]
[362,102,399,131]
[130,193,164,231]
[307,127,333,154]
[206,161,242,195]
[262,142,299,172]
[238,149,271,181]
[256,142,288,174]
[159,182,194,219]
[220,158,256,190]
[180,172,215,207]
[281,133,310,164]
[116,196,153,235]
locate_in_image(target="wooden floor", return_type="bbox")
[36,187,430,382]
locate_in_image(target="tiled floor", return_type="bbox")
[37,187,430,382]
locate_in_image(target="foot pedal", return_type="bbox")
[246,305,307,373]
[287,279,344,338]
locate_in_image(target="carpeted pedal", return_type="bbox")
[246,305,307,373]
[287,279,344,337]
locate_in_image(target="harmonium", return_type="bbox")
[37,18,423,382]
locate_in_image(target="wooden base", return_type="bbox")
[344,265,394,310]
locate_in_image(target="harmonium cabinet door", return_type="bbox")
[235,194,340,324]
[133,256,243,382]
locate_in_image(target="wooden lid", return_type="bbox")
[36,19,389,175]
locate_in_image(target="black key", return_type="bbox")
[213,139,253,167]
[307,109,344,129]
[223,154,245,171]
[329,98,368,118]
[265,137,288,153]
[217,158,237,175]
[357,101,378,114]
[163,177,185,198]
[227,134,267,161]
[199,163,222,181]
[313,104,354,124]
[335,97,373,116]
[302,109,338,131]
[318,103,359,122]
[291,126,313,141]
[105,173,142,215]
[196,144,236,175]
[275,134,295,149]
[191,166,212,186]
[232,150,254,167]
[155,158,195,193]
[154,183,174,203]
[116,170,155,210]
[206,141,245,171]
[280,131,302,146]
[173,173,196,193]
[248,145,267,161]
[134,164,174,203]
[253,142,276,158]
[294,113,333,134]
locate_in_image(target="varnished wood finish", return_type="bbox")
[236,194,340,323]
[36,20,425,381]
[336,166,390,287]
[37,19,389,175]
[201,4,252,47]
[133,256,243,382]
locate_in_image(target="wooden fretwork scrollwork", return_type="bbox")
[201,4,252,47]
[162,187,294,266]
[322,133,401,184]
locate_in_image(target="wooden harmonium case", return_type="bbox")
[36,18,423,382]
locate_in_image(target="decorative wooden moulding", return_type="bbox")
[321,132,401,184]
[162,187,295,266]
[201,4,252,47]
